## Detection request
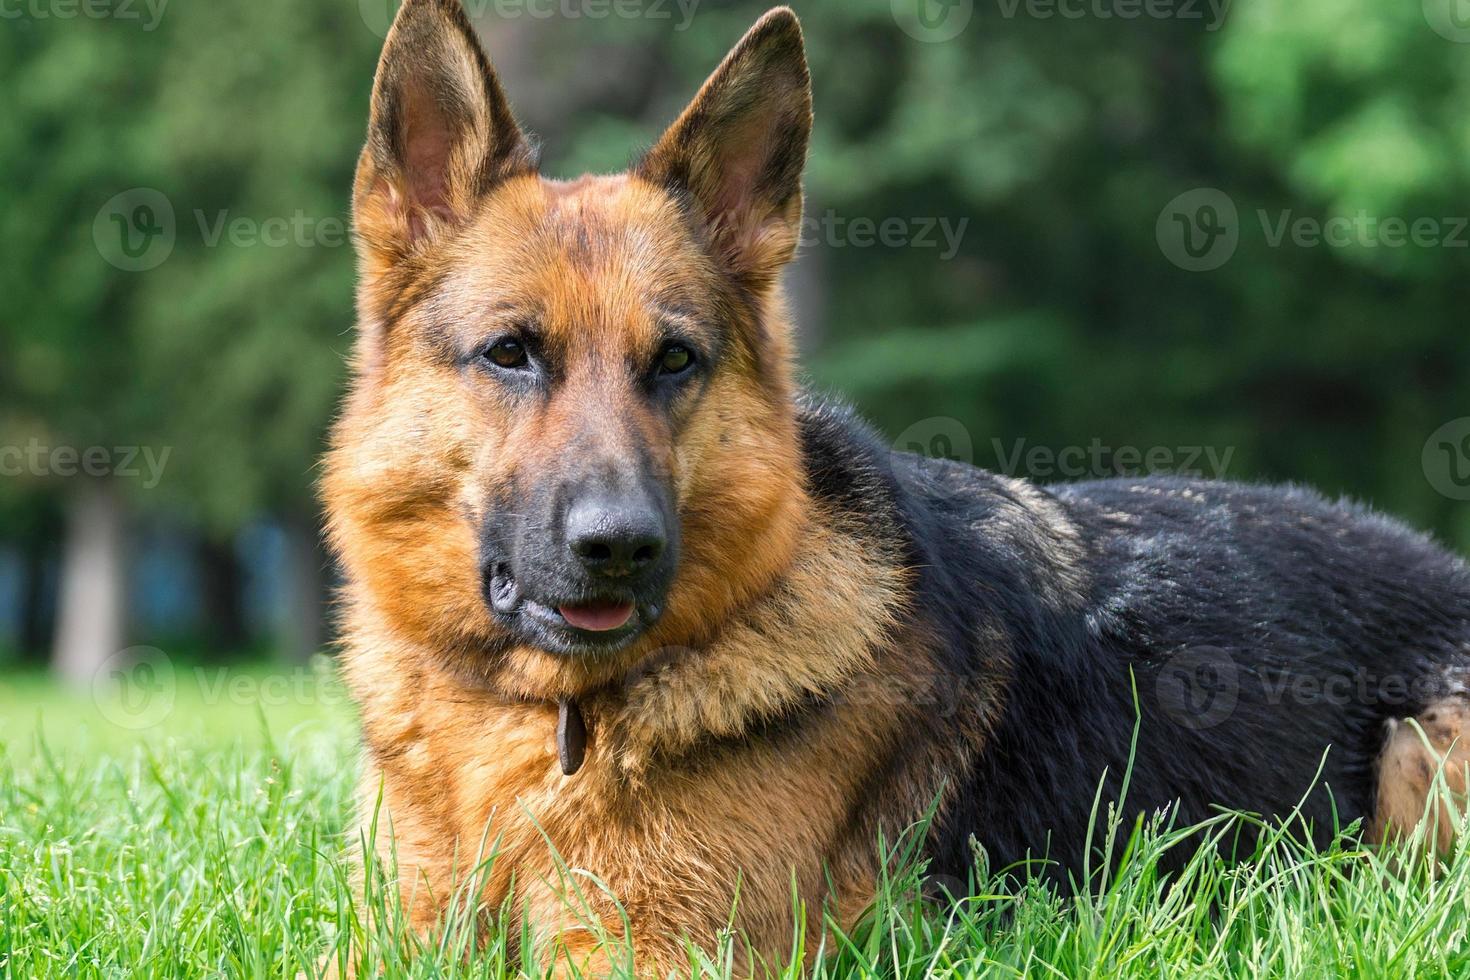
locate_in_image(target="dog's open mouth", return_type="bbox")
[486,565,652,654]
[556,601,634,632]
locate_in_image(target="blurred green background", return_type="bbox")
[2,0,1469,693]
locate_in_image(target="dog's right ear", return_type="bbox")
[354,0,534,278]
[636,8,811,293]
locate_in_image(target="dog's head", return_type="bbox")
[324,0,812,693]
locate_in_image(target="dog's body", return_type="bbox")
[832,404,1470,879]
[324,1,1470,972]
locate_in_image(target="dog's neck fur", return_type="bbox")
[592,491,911,776]
[345,407,912,785]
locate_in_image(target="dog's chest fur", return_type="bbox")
[340,475,966,963]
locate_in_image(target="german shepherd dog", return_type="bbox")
[323,0,1470,972]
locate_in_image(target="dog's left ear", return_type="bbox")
[636,7,811,291]
[354,0,535,277]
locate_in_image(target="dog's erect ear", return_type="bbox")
[354,0,534,270]
[636,8,812,290]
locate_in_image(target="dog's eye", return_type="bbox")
[483,338,528,370]
[658,344,694,376]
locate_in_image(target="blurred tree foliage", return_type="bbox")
[521,0,1470,541]
[1,1,376,665]
[0,0,1467,662]
[3,1,372,531]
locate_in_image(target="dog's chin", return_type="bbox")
[485,566,664,658]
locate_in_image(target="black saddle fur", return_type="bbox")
[799,395,1470,885]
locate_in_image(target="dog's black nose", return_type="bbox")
[565,496,666,578]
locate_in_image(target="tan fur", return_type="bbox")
[321,3,983,974]
[338,499,921,971]
[1370,698,1470,858]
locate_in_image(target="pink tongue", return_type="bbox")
[558,601,634,632]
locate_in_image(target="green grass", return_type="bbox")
[3,663,1470,978]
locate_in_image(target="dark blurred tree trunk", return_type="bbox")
[197,535,248,654]
[52,482,126,688]
[19,534,53,662]
[279,515,325,662]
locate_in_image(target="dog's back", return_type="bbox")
[805,397,1470,880]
